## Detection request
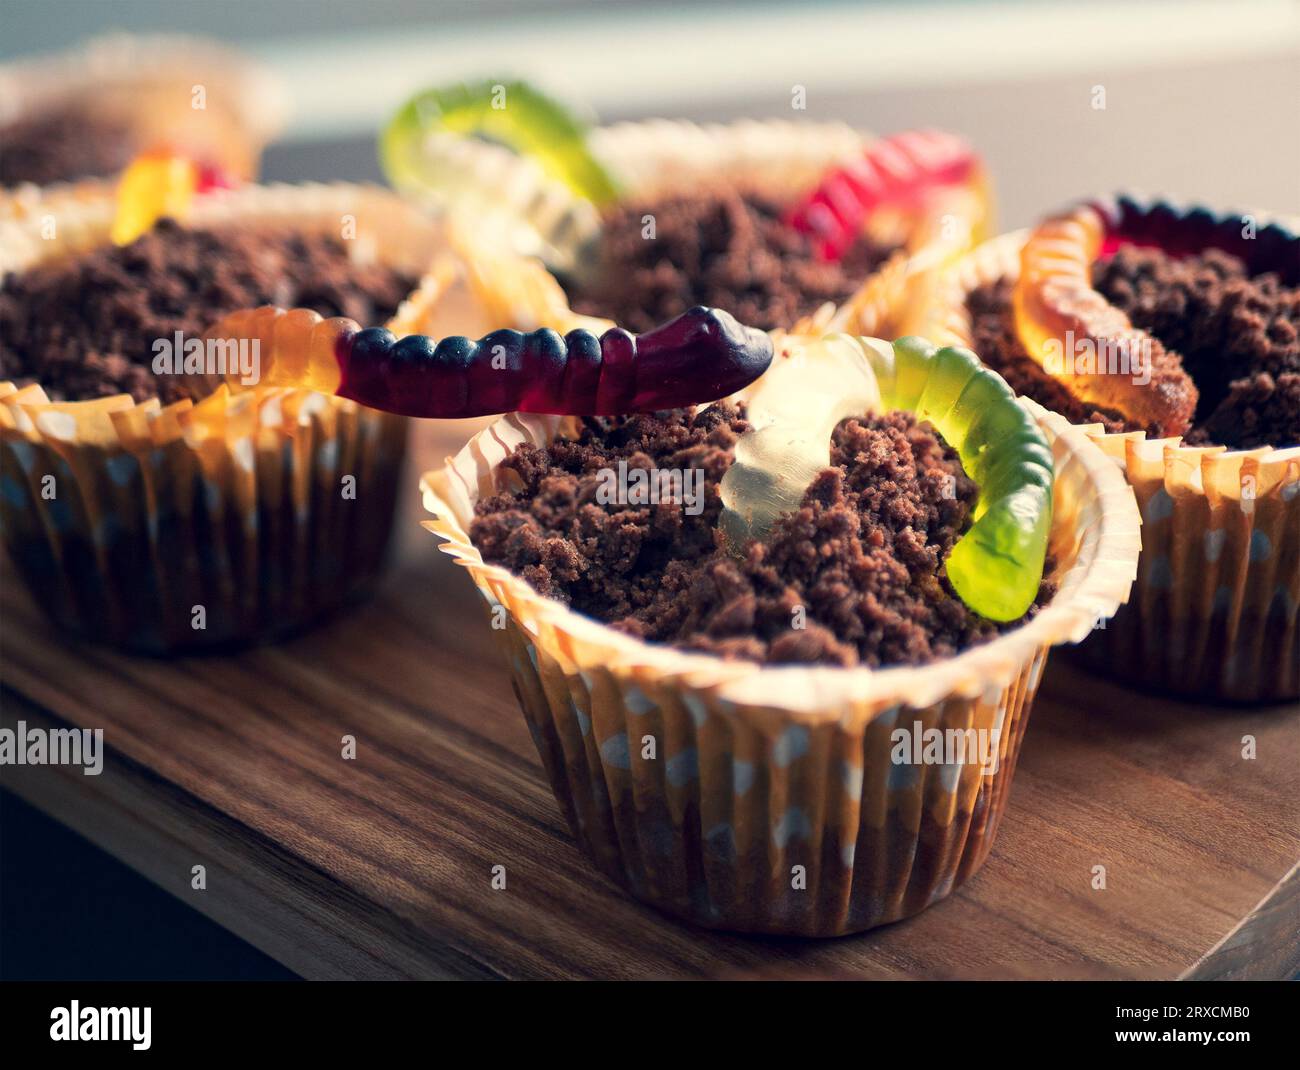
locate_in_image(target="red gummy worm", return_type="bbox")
[785,129,977,261]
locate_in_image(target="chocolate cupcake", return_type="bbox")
[0,182,460,651]
[571,122,990,339]
[558,180,899,335]
[423,334,1140,935]
[923,196,1299,702]
[0,34,285,190]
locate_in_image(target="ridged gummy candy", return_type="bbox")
[720,334,1052,621]
[197,305,773,418]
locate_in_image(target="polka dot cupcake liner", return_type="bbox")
[0,182,472,652]
[922,224,1300,703]
[421,357,1141,935]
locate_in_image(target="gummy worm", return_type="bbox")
[721,334,1052,622]
[197,305,773,418]
[1096,194,1299,284]
[380,80,620,207]
[785,129,983,261]
[111,149,236,245]
[1011,203,1198,438]
[720,334,884,547]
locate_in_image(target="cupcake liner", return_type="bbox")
[420,361,1141,935]
[921,226,1300,703]
[0,182,459,652]
[823,174,994,339]
[421,118,990,337]
[1,179,120,224]
[0,33,287,186]
[588,118,867,198]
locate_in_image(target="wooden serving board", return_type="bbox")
[2,420,1297,980]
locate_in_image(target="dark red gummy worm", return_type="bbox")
[1092,195,1300,285]
[333,306,774,418]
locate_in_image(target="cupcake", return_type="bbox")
[923,196,1299,702]
[0,34,286,190]
[0,180,465,651]
[422,333,1140,935]
[379,81,991,338]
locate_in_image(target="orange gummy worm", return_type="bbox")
[197,306,355,396]
[1011,205,1197,437]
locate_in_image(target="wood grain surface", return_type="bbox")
[2,420,1297,980]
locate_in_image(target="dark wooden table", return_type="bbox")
[3,420,1297,980]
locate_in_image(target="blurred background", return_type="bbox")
[3,0,1297,222]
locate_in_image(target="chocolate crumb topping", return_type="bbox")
[1093,246,1300,448]
[564,186,899,334]
[470,404,1054,668]
[0,218,419,405]
[0,107,137,187]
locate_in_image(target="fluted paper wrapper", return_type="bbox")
[420,366,1140,935]
[922,230,1300,702]
[0,183,459,652]
[0,33,287,187]
[433,119,989,338]
[2,179,121,224]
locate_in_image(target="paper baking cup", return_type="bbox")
[1,179,121,224]
[421,364,1140,935]
[921,229,1300,703]
[426,119,990,337]
[0,182,459,652]
[0,33,287,187]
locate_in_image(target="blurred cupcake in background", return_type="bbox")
[378,80,992,340]
[0,166,480,652]
[0,34,287,191]
[922,196,1299,702]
